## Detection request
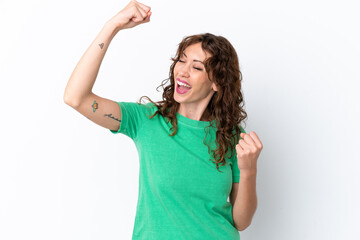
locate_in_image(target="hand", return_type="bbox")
[107,0,151,30]
[235,131,263,174]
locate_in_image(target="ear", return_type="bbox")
[212,82,218,92]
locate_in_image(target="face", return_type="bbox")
[173,42,218,105]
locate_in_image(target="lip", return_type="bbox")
[176,78,191,87]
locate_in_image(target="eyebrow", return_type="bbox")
[182,52,204,64]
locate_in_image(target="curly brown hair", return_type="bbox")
[137,33,247,172]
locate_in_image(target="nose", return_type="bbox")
[178,62,190,78]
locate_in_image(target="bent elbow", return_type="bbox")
[236,221,252,231]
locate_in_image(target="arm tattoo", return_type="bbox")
[92,100,98,112]
[90,99,121,123]
[104,113,121,123]
[99,43,104,49]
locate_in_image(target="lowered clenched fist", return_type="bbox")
[236,131,263,175]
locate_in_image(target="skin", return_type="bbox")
[231,131,262,230]
[173,42,218,121]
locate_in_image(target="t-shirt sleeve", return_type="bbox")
[232,126,247,183]
[109,101,151,140]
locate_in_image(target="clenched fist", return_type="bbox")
[107,0,152,30]
[236,131,263,175]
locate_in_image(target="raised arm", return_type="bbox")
[63,0,151,131]
[63,22,120,107]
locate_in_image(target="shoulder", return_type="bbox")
[144,102,159,115]
[239,125,246,133]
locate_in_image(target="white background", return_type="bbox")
[1,0,359,239]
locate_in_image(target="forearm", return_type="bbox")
[64,21,121,107]
[232,171,258,231]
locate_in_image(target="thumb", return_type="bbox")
[143,11,152,22]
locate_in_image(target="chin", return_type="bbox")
[173,94,181,104]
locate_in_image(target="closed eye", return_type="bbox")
[178,60,203,71]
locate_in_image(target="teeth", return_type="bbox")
[177,80,191,88]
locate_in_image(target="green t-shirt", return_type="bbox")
[110,101,246,240]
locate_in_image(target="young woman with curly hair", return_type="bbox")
[64,1,263,239]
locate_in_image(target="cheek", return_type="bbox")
[193,83,211,94]
[173,64,179,73]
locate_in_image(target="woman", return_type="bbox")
[64,0,263,239]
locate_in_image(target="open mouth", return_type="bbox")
[176,82,192,94]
